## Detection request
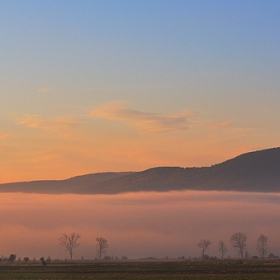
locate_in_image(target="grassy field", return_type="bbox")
[0,259,280,279]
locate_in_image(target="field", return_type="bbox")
[0,259,280,279]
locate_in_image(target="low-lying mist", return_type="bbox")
[1,190,280,260]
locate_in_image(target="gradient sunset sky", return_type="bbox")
[1,0,280,183]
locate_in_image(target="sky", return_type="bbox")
[1,191,280,259]
[1,0,280,183]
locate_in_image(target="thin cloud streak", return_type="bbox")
[90,100,196,133]
[15,114,81,131]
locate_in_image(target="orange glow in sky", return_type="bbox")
[1,1,280,183]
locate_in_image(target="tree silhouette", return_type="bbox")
[256,234,268,259]
[229,232,247,259]
[8,254,16,262]
[96,237,108,260]
[218,240,227,259]
[40,257,47,266]
[197,239,211,259]
[59,233,81,260]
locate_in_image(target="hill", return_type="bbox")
[0,147,280,194]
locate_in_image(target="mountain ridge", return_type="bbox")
[1,147,280,194]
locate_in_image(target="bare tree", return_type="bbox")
[218,240,227,259]
[96,237,108,260]
[256,234,268,259]
[229,232,247,259]
[197,239,211,259]
[59,233,81,260]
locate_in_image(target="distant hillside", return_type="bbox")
[1,147,280,194]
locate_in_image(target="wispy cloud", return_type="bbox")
[89,101,196,133]
[211,121,251,135]
[15,114,80,131]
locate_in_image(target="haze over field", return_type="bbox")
[1,191,280,260]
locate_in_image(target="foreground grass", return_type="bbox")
[0,259,280,279]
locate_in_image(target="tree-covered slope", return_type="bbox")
[0,147,279,194]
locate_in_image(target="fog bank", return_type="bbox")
[1,191,280,259]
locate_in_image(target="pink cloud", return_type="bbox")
[89,101,196,133]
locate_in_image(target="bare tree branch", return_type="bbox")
[96,237,108,260]
[229,232,247,259]
[256,234,268,259]
[197,239,211,259]
[218,240,227,260]
[59,232,81,260]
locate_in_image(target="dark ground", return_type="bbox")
[0,259,280,279]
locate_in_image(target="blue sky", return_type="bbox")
[1,0,280,182]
